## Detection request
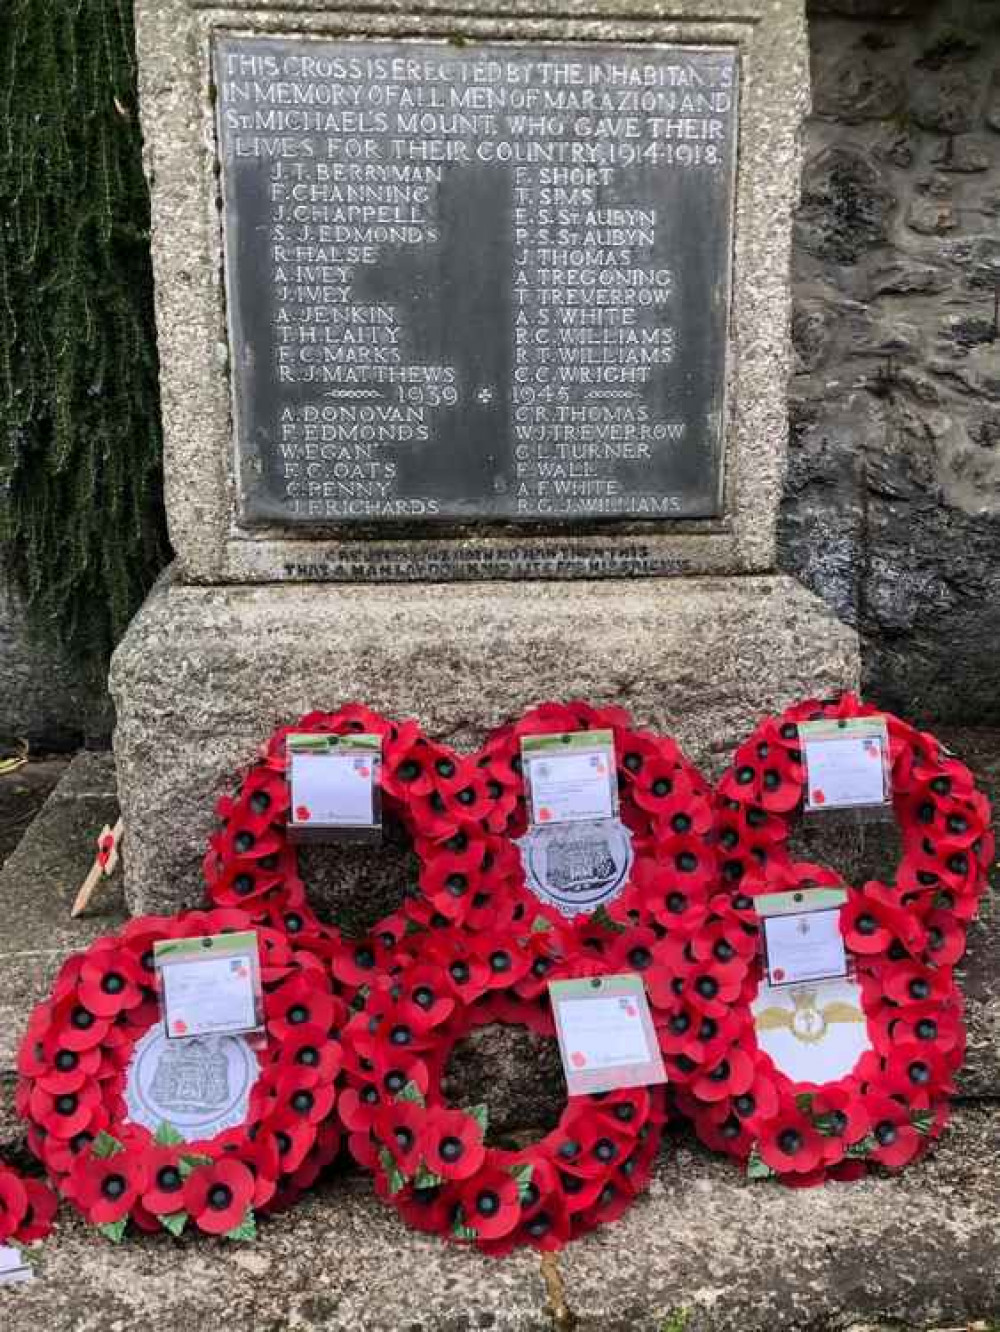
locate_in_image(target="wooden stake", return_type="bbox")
[540,1252,576,1332]
[71,818,123,917]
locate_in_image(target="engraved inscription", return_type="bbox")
[214,38,739,526]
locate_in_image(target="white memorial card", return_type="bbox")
[763,908,848,987]
[154,931,263,1041]
[291,751,375,826]
[549,973,665,1095]
[521,731,618,827]
[799,717,890,811]
[0,1245,32,1286]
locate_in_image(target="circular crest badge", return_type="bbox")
[125,1023,260,1141]
[517,819,635,917]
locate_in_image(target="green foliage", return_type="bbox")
[0,0,170,678]
[660,1309,690,1332]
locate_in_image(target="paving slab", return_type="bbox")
[0,1110,997,1332]
[0,753,124,1143]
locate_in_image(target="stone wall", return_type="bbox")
[784,0,1000,723]
[0,585,109,748]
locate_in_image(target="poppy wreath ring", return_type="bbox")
[674,861,968,1185]
[339,926,667,1254]
[16,908,345,1239]
[714,693,993,969]
[203,701,716,947]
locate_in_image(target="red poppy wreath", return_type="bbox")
[16,908,345,1240]
[203,702,717,973]
[338,924,667,1254]
[714,693,993,968]
[673,860,968,1186]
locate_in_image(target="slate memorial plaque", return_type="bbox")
[214,37,739,528]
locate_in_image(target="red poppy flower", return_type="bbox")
[456,1167,521,1240]
[684,1096,754,1157]
[689,918,757,983]
[141,1147,189,1217]
[882,961,953,1007]
[920,909,967,966]
[809,1086,871,1159]
[0,1170,29,1242]
[381,725,438,800]
[267,974,336,1041]
[393,1180,457,1236]
[30,1080,102,1140]
[373,1099,426,1177]
[690,1046,755,1103]
[631,755,692,818]
[884,1042,951,1104]
[71,1147,149,1224]
[756,1101,824,1175]
[861,1092,922,1169]
[874,999,964,1058]
[910,749,976,800]
[421,1108,486,1181]
[77,948,145,1019]
[841,884,918,956]
[266,1060,336,1124]
[184,1158,255,1235]
[278,1023,344,1082]
[16,1176,58,1242]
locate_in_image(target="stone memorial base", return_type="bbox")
[111,569,858,916]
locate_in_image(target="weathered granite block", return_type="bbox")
[111,570,859,916]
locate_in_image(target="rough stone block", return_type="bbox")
[111,571,860,916]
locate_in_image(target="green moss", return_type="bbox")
[661,1310,691,1332]
[0,0,170,680]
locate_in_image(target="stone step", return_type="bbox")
[0,758,999,1329]
[0,1109,997,1331]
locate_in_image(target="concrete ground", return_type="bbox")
[0,741,997,1330]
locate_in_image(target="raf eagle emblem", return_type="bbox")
[755,987,865,1045]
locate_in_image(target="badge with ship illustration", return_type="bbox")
[517,818,634,917]
[124,1023,260,1141]
[752,979,871,1083]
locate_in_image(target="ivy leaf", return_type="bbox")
[509,1163,534,1201]
[795,1092,815,1115]
[451,1208,477,1242]
[846,1134,876,1159]
[96,1218,128,1243]
[812,1113,840,1137]
[466,1104,489,1137]
[91,1132,124,1160]
[413,1163,444,1190]
[159,1211,188,1237]
[178,1152,214,1178]
[746,1147,774,1182]
[397,1080,425,1108]
[592,905,627,935]
[378,1148,408,1196]
[224,1210,257,1242]
[154,1122,186,1147]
